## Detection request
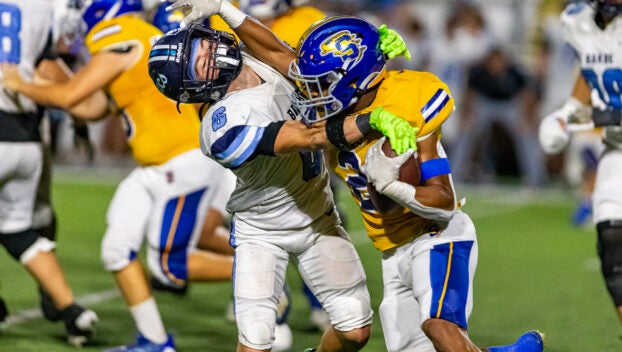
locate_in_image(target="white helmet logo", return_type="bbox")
[156,73,168,90]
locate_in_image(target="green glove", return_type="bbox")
[369,106,418,154]
[378,24,412,61]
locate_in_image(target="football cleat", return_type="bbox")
[62,304,99,347]
[487,330,545,352]
[0,295,8,325]
[571,199,593,227]
[103,333,176,352]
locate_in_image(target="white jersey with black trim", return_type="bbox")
[200,52,335,232]
[0,0,54,114]
[562,2,622,147]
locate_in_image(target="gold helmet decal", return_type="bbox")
[319,30,366,66]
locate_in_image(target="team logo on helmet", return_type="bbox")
[155,73,168,90]
[319,31,366,66]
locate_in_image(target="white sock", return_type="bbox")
[130,297,167,343]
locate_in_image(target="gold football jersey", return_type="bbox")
[330,70,455,251]
[210,6,325,48]
[86,16,200,166]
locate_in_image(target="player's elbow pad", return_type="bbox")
[539,113,569,155]
[381,181,456,223]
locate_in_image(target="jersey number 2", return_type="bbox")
[0,3,21,64]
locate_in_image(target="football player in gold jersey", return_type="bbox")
[0,1,237,351]
[166,1,546,351]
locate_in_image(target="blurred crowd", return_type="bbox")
[52,0,590,193]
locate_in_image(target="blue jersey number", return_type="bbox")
[582,68,622,109]
[0,3,21,64]
[336,150,376,212]
[300,151,322,181]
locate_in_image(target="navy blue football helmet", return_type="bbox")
[288,16,386,123]
[148,23,242,104]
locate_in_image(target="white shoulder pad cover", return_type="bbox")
[200,99,252,157]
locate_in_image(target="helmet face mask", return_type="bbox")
[148,24,242,105]
[288,16,386,124]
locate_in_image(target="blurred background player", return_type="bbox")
[538,0,622,325]
[1,0,240,350]
[0,0,99,346]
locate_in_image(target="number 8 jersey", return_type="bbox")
[0,0,55,115]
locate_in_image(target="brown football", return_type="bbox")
[367,138,421,214]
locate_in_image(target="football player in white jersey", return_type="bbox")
[147,19,419,352]
[0,0,100,346]
[538,0,622,324]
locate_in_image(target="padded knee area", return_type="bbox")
[0,229,54,263]
[100,237,134,272]
[597,221,622,305]
[238,319,274,350]
[327,293,372,332]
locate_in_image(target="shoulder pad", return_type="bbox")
[561,2,593,26]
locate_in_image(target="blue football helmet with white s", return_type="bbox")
[148,23,242,104]
[288,16,386,123]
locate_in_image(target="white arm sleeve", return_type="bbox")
[381,181,457,223]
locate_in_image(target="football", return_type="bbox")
[367,138,421,214]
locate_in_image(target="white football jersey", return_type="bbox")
[562,2,622,147]
[0,0,55,114]
[200,52,335,231]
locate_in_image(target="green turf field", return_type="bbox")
[0,170,620,351]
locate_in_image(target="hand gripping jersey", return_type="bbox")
[330,70,455,251]
[200,53,334,232]
[562,2,622,148]
[85,15,201,166]
[210,6,325,48]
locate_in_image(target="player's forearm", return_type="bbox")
[69,91,110,120]
[274,115,367,155]
[571,74,592,104]
[233,17,295,76]
[412,182,455,211]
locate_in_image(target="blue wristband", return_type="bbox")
[420,158,451,181]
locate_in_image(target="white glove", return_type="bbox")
[167,0,246,28]
[538,112,569,155]
[361,137,414,193]
[591,88,608,111]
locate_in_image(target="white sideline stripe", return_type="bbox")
[2,288,120,327]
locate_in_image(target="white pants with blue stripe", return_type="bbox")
[379,211,478,352]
